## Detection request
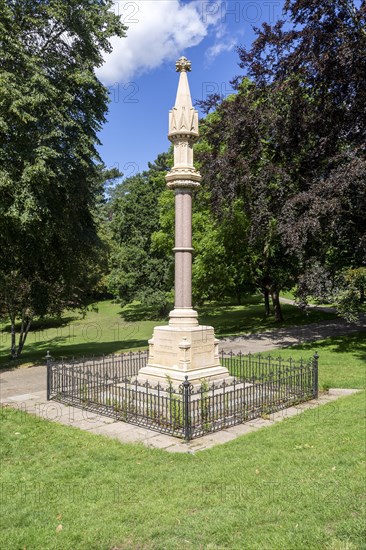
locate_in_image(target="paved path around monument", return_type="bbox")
[1,307,364,453]
[0,387,360,453]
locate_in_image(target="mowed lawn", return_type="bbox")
[0,300,157,368]
[1,330,365,549]
[1,393,364,549]
[259,333,366,390]
[0,297,337,368]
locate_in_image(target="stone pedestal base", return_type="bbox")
[138,325,229,386]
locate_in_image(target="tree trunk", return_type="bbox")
[263,288,271,316]
[360,285,365,304]
[271,289,284,322]
[17,313,32,357]
[158,301,169,319]
[10,314,17,358]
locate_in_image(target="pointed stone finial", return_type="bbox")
[168,56,198,140]
[176,56,191,72]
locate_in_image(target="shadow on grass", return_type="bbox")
[118,299,337,338]
[199,295,263,314]
[119,302,170,322]
[289,332,366,363]
[0,297,342,371]
[47,339,149,360]
[0,338,149,371]
[199,303,337,338]
[1,315,78,334]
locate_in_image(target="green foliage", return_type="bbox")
[92,166,124,298]
[295,265,366,321]
[197,0,366,320]
[151,177,255,307]
[199,378,210,432]
[197,84,300,320]
[0,0,126,356]
[334,268,366,322]
[105,155,173,316]
[192,197,253,305]
[151,189,175,257]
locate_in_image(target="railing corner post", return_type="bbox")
[313,352,319,399]
[45,350,53,400]
[183,375,192,442]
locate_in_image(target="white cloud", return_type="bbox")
[96,0,222,84]
[205,36,237,65]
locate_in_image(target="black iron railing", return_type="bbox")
[47,350,319,441]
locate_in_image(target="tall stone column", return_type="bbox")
[138,57,229,386]
[166,56,200,327]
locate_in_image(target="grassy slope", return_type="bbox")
[1,391,365,550]
[0,297,337,367]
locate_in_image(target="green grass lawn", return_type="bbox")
[0,296,337,368]
[1,300,365,548]
[199,297,336,336]
[1,391,365,549]
[0,300,157,368]
[258,333,366,390]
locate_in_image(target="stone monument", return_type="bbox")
[138,56,229,385]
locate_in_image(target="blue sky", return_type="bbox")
[96,0,286,179]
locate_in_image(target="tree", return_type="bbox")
[197,82,300,321]
[106,155,173,317]
[92,165,124,299]
[197,0,366,320]
[0,0,126,357]
[236,0,366,316]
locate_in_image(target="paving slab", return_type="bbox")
[0,365,47,400]
[165,442,192,453]
[143,433,182,450]
[57,414,116,431]
[87,422,157,444]
[245,417,275,427]
[1,388,362,452]
[6,393,41,402]
[328,388,361,396]
[215,423,257,437]
[271,407,303,420]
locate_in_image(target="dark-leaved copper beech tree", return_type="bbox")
[197,0,366,321]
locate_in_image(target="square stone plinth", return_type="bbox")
[137,325,229,386]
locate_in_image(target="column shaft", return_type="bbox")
[174,190,193,308]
